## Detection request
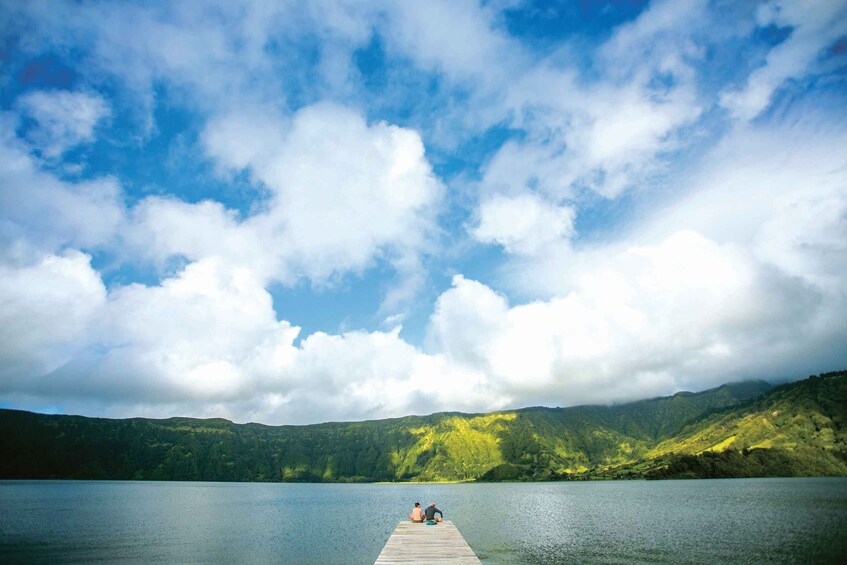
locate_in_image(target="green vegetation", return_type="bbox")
[1,371,844,482]
[644,447,847,479]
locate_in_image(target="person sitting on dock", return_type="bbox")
[408,502,425,523]
[424,502,443,523]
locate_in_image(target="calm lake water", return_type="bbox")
[1,478,845,564]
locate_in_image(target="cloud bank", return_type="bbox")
[1,0,845,424]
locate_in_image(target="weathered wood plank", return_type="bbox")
[375,520,481,564]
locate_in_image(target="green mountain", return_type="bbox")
[1,371,844,482]
[637,370,847,479]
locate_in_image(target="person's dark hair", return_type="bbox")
[414,502,421,507]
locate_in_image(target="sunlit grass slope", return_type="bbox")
[637,371,847,478]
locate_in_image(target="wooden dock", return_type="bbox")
[374,520,481,564]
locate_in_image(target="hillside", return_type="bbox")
[639,370,847,479]
[1,371,844,482]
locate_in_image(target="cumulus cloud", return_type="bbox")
[1,0,845,426]
[196,102,447,320]
[16,90,111,157]
[280,327,495,423]
[3,256,295,414]
[470,193,575,255]
[127,103,444,286]
[0,250,106,386]
[482,109,847,401]
[0,97,448,423]
[1,88,447,424]
[26,107,837,423]
[427,275,509,369]
[380,0,521,85]
[4,258,499,425]
[256,103,443,282]
[201,108,288,175]
[124,197,267,275]
[0,113,124,252]
[428,228,834,408]
[74,258,299,402]
[11,221,828,424]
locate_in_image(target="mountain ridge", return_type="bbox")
[1,371,844,482]
[1,378,775,427]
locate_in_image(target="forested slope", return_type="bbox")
[640,371,847,478]
[1,371,843,482]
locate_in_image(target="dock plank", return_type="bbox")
[375,521,481,564]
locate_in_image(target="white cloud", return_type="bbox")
[126,103,445,292]
[470,193,575,255]
[481,0,705,200]
[481,108,847,400]
[599,0,708,67]
[381,0,521,85]
[0,250,106,386]
[480,135,578,199]
[27,257,300,408]
[755,188,847,292]
[201,108,288,175]
[64,2,281,113]
[258,103,443,281]
[9,216,835,424]
[0,92,449,423]
[1,0,845,426]
[427,227,833,407]
[235,326,497,424]
[0,95,448,422]
[16,90,111,157]
[91,258,300,401]
[9,0,381,130]
[582,81,699,190]
[0,113,124,252]
[195,102,445,296]
[639,116,847,289]
[720,0,847,121]
[124,197,273,277]
[427,275,509,369]
[77,107,845,422]
[4,258,499,425]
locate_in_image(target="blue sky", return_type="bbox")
[1,0,846,424]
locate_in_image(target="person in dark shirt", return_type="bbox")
[424,502,443,523]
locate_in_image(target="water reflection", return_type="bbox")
[1,478,845,564]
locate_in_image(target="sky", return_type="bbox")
[0,0,846,425]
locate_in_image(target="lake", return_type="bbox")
[1,478,845,564]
